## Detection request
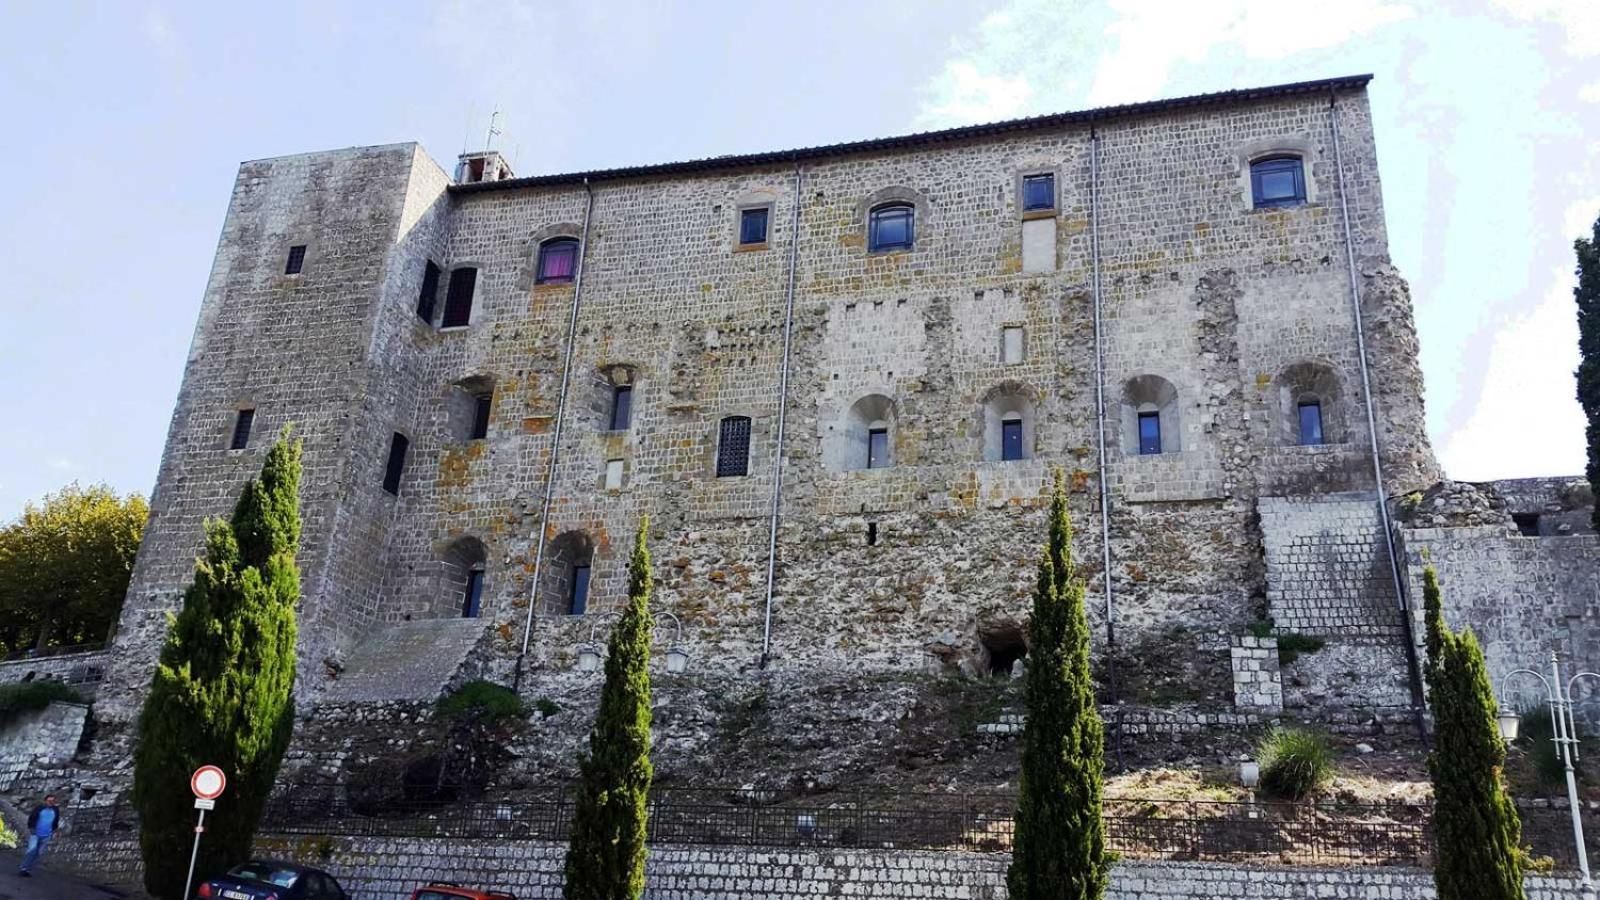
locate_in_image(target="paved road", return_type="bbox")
[0,850,141,900]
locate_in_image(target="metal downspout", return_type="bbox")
[514,177,595,692]
[759,163,804,670]
[1090,125,1124,763]
[1328,94,1428,722]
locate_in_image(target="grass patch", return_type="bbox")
[1258,727,1335,801]
[0,681,85,728]
[437,680,524,724]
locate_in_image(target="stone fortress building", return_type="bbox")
[57,74,1598,788]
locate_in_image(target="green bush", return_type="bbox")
[1275,634,1326,666]
[0,680,85,728]
[438,680,525,724]
[1257,727,1334,800]
[534,697,561,718]
[1515,702,1577,786]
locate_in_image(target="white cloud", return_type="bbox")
[1566,196,1600,238]
[919,62,1034,127]
[1581,82,1600,103]
[46,458,73,472]
[1492,0,1600,56]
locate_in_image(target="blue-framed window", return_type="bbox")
[1001,419,1024,461]
[868,203,914,252]
[1298,401,1325,446]
[569,564,591,615]
[1138,412,1162,455]
[462,568,484,618]
[1251,156,1306,208]
[1022,173,1055,211]
[610,385,633,431]
[739,207,770,245]
[867,427,890,469]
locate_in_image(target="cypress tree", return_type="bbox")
[1423,566,1525,900]
[1576,211,1600,531]
[1007,470,1108,900]
[132,429,301,900]
[563,518,655,900]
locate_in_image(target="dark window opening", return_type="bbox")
[1022,173,1055,211]
[1251,156,1307,208]
[866,522,878,546]
[441,267,477,328]
[610,385,633,431]
[470,392,492,440]
[569,564,591,615]
[537,238,579,284]
[1001,419,1024,461]
[739,207,770,245]
[1138,411,1162,455]
[867,427,889,469]
[1297,401,1324,446]
[462,568,485,617]
[417,261,441,323]
[1513,513,1541,537]
[284,245,306,275]
[230,409,255,450]
[983,630,1027,678]
[868,203,914,252]
[717,416,751,477]
[383,432,409,495]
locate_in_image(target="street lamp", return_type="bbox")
[573,610,691,674]
[1497,651,1600,888]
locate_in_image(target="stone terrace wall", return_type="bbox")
[0,649,108,691]
[48,834,1589,899]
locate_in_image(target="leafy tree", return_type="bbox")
[1008,470,1108,900]
[1423,566,1525,900]
[1576,211,1600,530]
[564,519,655,900]
[131,429,301,900]
[0,483,147,654]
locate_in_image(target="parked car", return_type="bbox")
[411,883,517,900]
[195,860,349,900]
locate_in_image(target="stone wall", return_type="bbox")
[0,702,88,780]
[0,649,108,693]
[47,834,1590,900]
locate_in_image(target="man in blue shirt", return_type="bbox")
[17,794,61,877]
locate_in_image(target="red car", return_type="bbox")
[411,884,516,900]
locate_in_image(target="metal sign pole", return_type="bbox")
[181,808,206,900]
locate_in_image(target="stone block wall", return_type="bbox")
[1259,493,1402,637]
[0,649,108,693]
[1230,635,1283,713]
[0,702,88,779]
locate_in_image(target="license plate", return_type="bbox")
[222,891,253,900]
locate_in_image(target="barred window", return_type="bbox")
[716,416,751,477]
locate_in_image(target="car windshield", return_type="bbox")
[227,863,300,887]
[417,892,468,900]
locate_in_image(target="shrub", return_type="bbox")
[0,680,85,728]
[438,680,525,724]
[1257,727,1334,800]
[1275,633,1326,666]
[534,697,562,718]
[1514,703,1573,787]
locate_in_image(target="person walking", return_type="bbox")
[17,794,61,877]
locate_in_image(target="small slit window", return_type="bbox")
[717,416,751,477]
[462,567,485,618]
[868,203,914,253]
[441,267,477,328]
[569,564,591,616]
[284,245,306,275]
[417,261,441,323]
[230,409,255,450]
[1001,416,1025,462]
[537,238,579,284]
[1297,401,1324,446]
[1137,411,1161,455]
[1022,174,1055,212]
[383,432,409,495]
[470,391,492,440]
[739,207,770,246]
[1251,156,1307,208]
[610,385,633,431]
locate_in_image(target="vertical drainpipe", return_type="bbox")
[1327,93,1428,725]
[514,177,595,692]
[1090,124,1124,759]
[759,162,805,670]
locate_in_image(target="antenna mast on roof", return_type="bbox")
[461,102,475,155]
[485,110,504,150]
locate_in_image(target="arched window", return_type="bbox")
[824,395,896,472]
[536,237,580,284]
[1120,375,1181,456]
[868,203,915,252]
[1250,156,1306,208]
[441,537,487,618]
[1276,362,1344,446]
[980,384,1037,462]
[542,531,595,615]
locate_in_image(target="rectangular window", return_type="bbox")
[229,409,255,450]
[868,204,914,252]
[441,267,477,328]
[1001,326,1024,364]
[610,385,633,431]
[284,245,306,275]
[536,239,579,284]
[605,458,624,490]
[1251,157,1307,208]
[417,261,441,323]
[1001,420,1024,461]
[1022,173,1055,211]
[717,416,751,477]
[383,432,409,495]
[739,207,770,245]
[570,564,591,615]
[867,427,889,470]
[1138,412,1162,455]
[1298,401,1324,446]
[462,569,484,618]
[470,392,492,440]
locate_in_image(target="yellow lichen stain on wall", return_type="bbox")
[438,441,485,489]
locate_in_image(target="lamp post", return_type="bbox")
[1496,650,1599,887]
[575,610,690,674]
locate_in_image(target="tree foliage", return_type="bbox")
[1008,470,1109,900]
[0,483,147,654]
[1423,566,1525,900]
[132,429,301,900]
[1576,211,1600,531]
[564,519,655,900]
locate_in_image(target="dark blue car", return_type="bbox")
[195,860,349,900]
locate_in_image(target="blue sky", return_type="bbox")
[0,0,1595,518]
